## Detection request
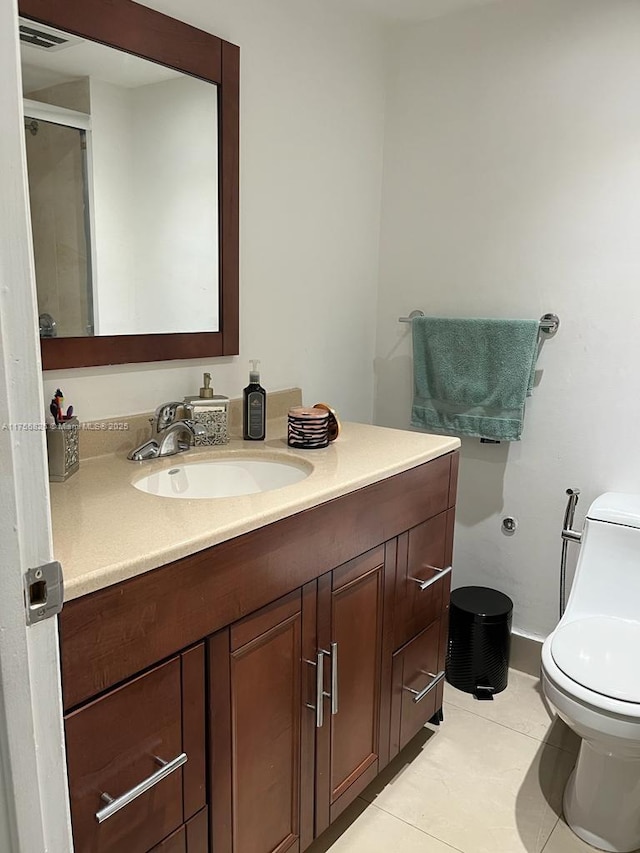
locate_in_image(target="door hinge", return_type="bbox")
[24,561,64,625]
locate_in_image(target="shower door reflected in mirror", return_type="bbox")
[24,115,93,338]
[21,18,219,339]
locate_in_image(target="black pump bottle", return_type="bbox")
[243,360,266,440]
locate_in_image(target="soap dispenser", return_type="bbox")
[243,360,266,441]
[184,372,229,446]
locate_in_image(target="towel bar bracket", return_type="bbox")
[539,313,560,336]
[398,310,425,323]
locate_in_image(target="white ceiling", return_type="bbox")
[339,0,500,23]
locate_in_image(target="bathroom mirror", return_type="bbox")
[18,0,239,369]
[22,34,219,339]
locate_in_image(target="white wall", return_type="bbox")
[43,0,386,422]
[375,0,640,638]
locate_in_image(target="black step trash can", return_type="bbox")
[446,586,513,699]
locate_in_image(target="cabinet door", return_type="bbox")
[209,585,317,853]
[316,546,387,832]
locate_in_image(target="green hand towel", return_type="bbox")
[411,317,540,442]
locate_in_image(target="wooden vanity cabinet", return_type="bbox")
[59,451,458,853]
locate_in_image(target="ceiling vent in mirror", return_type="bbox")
[19,20,83,51]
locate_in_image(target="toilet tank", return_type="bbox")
[565,493,640,622]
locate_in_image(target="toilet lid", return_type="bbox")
[551,617,640,703]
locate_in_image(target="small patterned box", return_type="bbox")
[190,405,229,447]
[184,372,229,446]
[47,417,80,482]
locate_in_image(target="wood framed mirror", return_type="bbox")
[18,0,239,369]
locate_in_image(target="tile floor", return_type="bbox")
[309,669,627,853]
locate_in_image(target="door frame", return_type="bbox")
[0,0,73,850]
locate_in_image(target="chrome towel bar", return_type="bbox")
[398,311,560,336]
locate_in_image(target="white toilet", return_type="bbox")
[541,493,640,853]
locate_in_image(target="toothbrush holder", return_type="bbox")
[47,417,80,482]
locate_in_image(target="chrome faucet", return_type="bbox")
[127,401,206,461]
[152,401,183,434]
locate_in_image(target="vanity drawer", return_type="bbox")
[394,511,452,650]
[151,807,208,853]
[65,646,205,853]
[152,825,186,853]
[390,620,443,757]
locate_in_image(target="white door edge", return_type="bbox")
[0,2,73,851]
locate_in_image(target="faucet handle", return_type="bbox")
[153,401,184,433]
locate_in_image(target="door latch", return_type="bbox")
[24,561,64,625]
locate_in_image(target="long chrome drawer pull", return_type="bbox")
[317,650,327,728]
[96,752,188,823]
[330,642,338,715]
[305,651,326,728]
[409,565,452,592]
[403,670,446,704]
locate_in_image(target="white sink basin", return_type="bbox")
[132,455,311,499]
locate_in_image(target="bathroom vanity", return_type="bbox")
[52,422,459,853]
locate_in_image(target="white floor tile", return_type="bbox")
[361,704,576,853]
[445,670,579,754]
[542,818,639,853]
[308,798,461,853]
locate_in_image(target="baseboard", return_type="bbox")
[510,632,542,677]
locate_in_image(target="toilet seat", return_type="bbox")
[542,636,640,724]
[551,616,640,704]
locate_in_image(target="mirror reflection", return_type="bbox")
[20,18,219,338]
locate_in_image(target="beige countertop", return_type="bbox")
[50,420,459,602]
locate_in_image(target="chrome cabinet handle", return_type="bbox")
[306,646,337,725]
[96,752,188,823]
[330,642,338,715]
[403,670,445,704]
[409,565,452,591]
[316,650,326,728]
[306,651,326,728]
